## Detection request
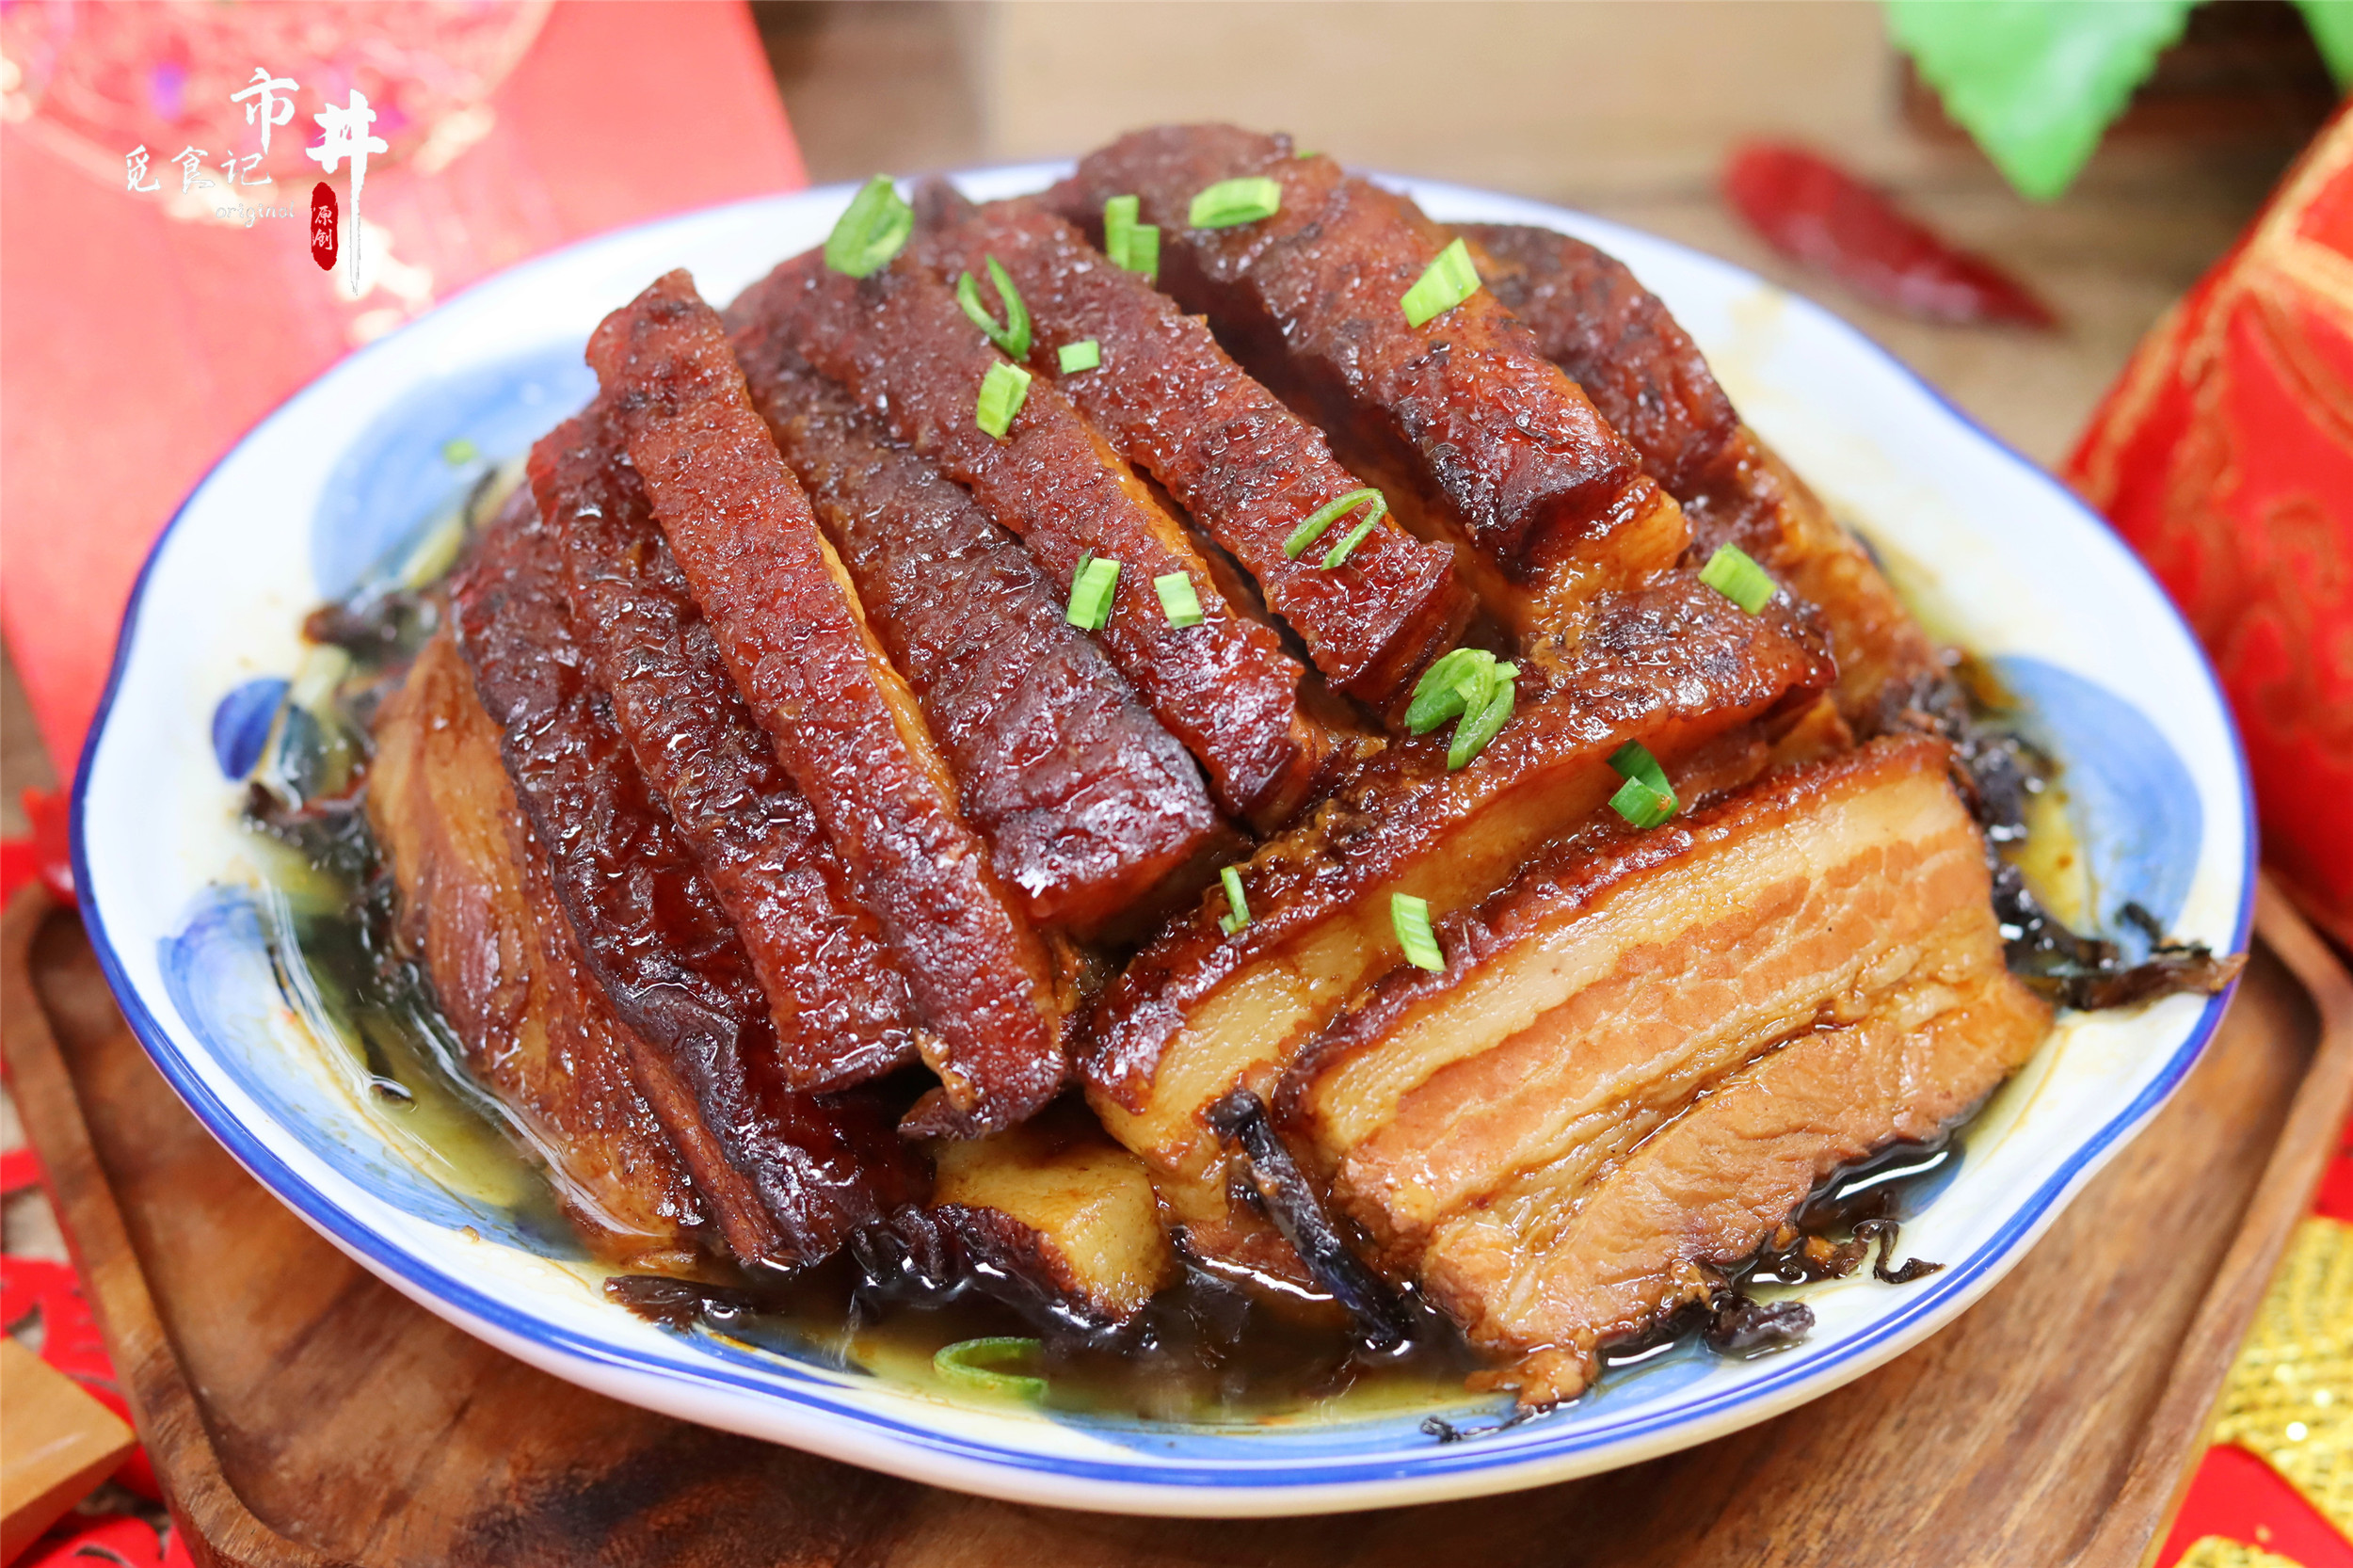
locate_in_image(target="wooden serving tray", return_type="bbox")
[5,881,2349,1567]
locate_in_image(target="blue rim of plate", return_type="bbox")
[68,171,2258,1509]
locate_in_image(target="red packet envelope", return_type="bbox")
[0,0,806,775]
[2065,105,2353,951]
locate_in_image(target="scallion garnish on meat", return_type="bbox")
[824,174,913,278]
[1189,175,1283,229]
[1219,865,1251,934]
[1283,487,1387,559]
[1392,892,1445,971]
[1058,338,1102,374]
[1103,194,1161,282]
[1321,519,1378,569]
[933,1337,1048,1400]
[1699,544,1779,614]
[1404,647,1496,734]
[956,256,1032,360]
[1065,552,1121,631]
[1607,739,1679,828]
[974,360,1032,439]
[1401,236,1481,328]
[1154,569,1204,628]
[1447,663,1515,771]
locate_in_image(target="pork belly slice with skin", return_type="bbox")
[532,408,926,1092]
[1049,125,1689,639]
[916,186,1474,710]
[730,338,1235,938]
[726,250,1325,830]
[453,492,917,1271]
[369,629,707,1269]
[1283,735,2049,1405]
[1462,222,1938,725]
[589,269,1065,1136]
[885,1103,1181,1329]
[1081,576,1833,1288]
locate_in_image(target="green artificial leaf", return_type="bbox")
[2292,0,2353,88]
[1883,0,2200,201]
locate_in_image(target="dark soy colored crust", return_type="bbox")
[1084,576,1835,1106]
[531,408,925,1092]
[449,492,912,1271]
[587,269,1065,1135]
[1461,223,1738,499]
[724,250,1322,830]
[920,190,1474,707]
[728,339,1233,937]
[1049,125,1665,572]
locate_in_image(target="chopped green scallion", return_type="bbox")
[440,437,478,466]
[824,175,913,278]
[1104,195,1161,282]
[974,360,1032,440]
[934,1337,1048,1401]
[1392,893,1445,972]
[1154,570,1204,628]
[1447,663,1516,770]
[1058,338,1101,374]
[1065,552,1121,631]
[1321,519,1379,568]
[956,256,1032,360]
[1219,865,1251,935]
[1698,544,1779,615]
[1401,236,1481,328]
[1607,740,1679,828]
[1188,175,1283,229]
[1403,648,1494,734]
[1283,488,1386,559]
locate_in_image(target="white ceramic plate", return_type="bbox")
[72,166,2253,1516]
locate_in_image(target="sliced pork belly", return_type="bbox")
[917,189,1473,710]
[1081,577,1834,1287]
[1285,735,2049,1403]
[1460,221,1937,725]
[588,270,1064,1135]
[730,338,1233,938]
[888,1105,1180,1329]
[1050,125,1689,638]
[451,496,913,1271]
[532,408,925,1092]
[369,629,706,1269]
[726,251,1326,829]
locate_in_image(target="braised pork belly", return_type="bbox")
[314,124,2234,1409]
[1286,736,2048,1401]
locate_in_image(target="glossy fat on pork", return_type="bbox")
[368,628,708,1269]
[587,269,1066,1136]
[450,492,915,1271]
[532,407,927,1092]
[730,337,1236,939]
[1050,125,1689,638]
[917,188,1473,709]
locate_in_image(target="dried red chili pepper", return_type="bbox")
[1722,142,2057,328]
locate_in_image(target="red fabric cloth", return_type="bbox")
[0,0,805,776]
[2064,104,2353,952]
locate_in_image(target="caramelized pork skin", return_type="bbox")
[730,339,1233,938]
[887,1103,1180,1329]
[1284,736,2048,1403]
[1080,576,1833,1283]
[919,189,1473,708]
[1458,221,1936,722]
[726,251,1325,829]
[588,270,1064,1135]
[451,496,911,1271]
[1461,223,1737,498]
[1049,125,1689,634]
[532,408,925,1091]
[369,630,707,1268]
